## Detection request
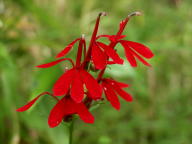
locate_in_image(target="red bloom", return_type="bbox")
[101,78,133,110]
[17,12,154,128]
[97,35,154,67]
[37,61,102,103]
[91,41,124,69]
[36,38,102,103]
[53,68,102,102]
[95,12,153,67]
[119,40,154,67]
[48,97,94,128]
[16,92,94,128]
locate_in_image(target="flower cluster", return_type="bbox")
[17,12,154,128]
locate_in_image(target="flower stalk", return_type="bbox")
[69,119,74,144]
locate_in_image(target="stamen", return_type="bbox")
[76,36,84,67]
[127,11,142,18]
[99,12,107,17]
[82,12,106,68]
[116,11,142,36]
[81,34,86,59]
[82,34,85,39]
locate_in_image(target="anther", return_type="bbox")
[127,11,142,18]
[99,12,107,17]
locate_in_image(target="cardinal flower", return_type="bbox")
[16,12,154,132]
[52,68,102,102]
[101,78,133,110]
[91,41,124,69]
[16,92,94,128]
[95,12,154,67]
[36,37,102,103]
[48,96,94,128]
[96,34,154,67]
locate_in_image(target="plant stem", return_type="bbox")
[69,119,74,144]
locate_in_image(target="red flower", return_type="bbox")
[37,61,102,103]
[16,12,155,128]
[91,41,124,69]
[36,38,102,103]
[97,35,154,67]
[101,78,133,110]
[53,68,102,102]
[48,96,94,128]
[119,40,154,67]
[16,92,94,128]
[95,11,153,67]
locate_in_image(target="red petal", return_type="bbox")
[120,41,137,67]
[118,19,128,35]
[53,69,76,96]
[97,42,124,64]
[104,78,129,88]
[80,70,102,100]
[48,98,65,128]
[96,35,111,39]
[119,20,126,30]
[56,38,81,58]
[70,71,84,103]
[102,82,120,110]
[116,82,129,88]
[117,35,126,40]
[121,40,154,58]
[16,92,50,112]
[92,43,107,69]
[88,12,105,50]
[108,35,126,42]
[48,98,76,128]
[107,61,116,65]
[97,35,126,41]
[77,103,94,123]
[36,58,74,68]
[112,83,133,102]
[129,49,151,67]
[16,96,41,112]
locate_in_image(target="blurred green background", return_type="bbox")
[0,0,192,144]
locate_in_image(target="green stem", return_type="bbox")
[69,119,74,144]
